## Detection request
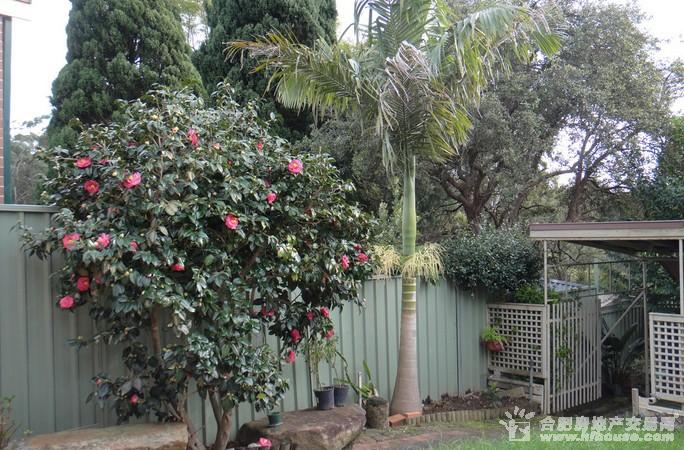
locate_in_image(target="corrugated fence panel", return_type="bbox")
[0,207,491,440]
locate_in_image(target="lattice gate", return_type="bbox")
[487,291,601,414]
[649,313,684,402]
[548,291,601,413]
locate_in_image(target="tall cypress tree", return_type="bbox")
[48,0,203,147]
[193,0,337,140]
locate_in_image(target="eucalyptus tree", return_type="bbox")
[228,0,559,414]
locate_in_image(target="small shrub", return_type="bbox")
[0,397,17,450]
[512,283,560,304]
[442,228,541,293]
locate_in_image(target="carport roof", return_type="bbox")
[529,220,684,256]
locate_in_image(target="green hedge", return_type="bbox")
[442,228,541,294]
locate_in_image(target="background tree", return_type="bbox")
[549,2,681,222]
[192,0,337,140]
[10,117,49,204]
[47,0,203,148]
[229,0,559,414]
[434,65,569,232]
[170,0,208,48]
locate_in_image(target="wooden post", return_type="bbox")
[632,388,640,417]
[543,241,548,305]
[643,261,649,396]
[680,239,683,315]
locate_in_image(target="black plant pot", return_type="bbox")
[314,386,334,410]
[267,411,282,427]
[334,384,349,407]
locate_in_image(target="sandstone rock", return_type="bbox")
[10,423,187,450]
[236,405,365,450]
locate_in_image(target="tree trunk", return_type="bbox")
[212,410,233,450]
[390,158,422,415]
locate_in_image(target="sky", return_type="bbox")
[9,0,684,132]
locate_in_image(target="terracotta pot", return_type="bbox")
[486,340,504,352]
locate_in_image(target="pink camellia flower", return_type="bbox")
[357,252,369,264]
[320,307,330,318]
[224,214,239,230]
[62,233,81,250]
[58,295,75,310]
[76,276,90,292]
[288,159,303,174]
[325,328,335,339]
[122,172,142,189]
[84,180,100,195]
[187,128,199,147]
[341,254,350,270]
[285,349,296,364]
[257,437,272,448]
[171,262,185,272]
[290,329,301,343]
[95,233,110,249]
[129,241,139,252]
[130,394,139,405]
[94,275,103,285]
[353,244,362,251]
[266,192,277,205]
[261,308,275,318]
[305,311,314,321]
[75,157,92,169]
[256,141,264,152]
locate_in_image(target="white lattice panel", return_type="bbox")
[650,313,684,402]
[487,304,545,377]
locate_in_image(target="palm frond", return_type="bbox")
[436,4,562,106]
[377,42,469,171]
[226,32,377,118]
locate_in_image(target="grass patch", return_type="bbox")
[433,425,684,449]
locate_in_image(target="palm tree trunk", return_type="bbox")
[390,157,422,415]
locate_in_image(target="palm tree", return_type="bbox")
[228,0,560,415]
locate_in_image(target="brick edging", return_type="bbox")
[404,406,509,426]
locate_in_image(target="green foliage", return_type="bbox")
[512,283,560,305]
[443,228,541,293]
[302,333,338,389]
[47,0,203,148]
[480,326,506,344]
[21,87,374,442]
[346,360,378,402]
[193,0,337,140]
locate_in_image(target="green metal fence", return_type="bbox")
[0,206,491,440]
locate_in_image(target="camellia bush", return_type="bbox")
[22,86,374,450]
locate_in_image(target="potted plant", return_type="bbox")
[266,399,282,428]
[346,361,387,429]
[328,345,350,407]
[481,326,507,352]
[304,334,337,410]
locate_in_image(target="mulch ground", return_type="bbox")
[423,391,540,414]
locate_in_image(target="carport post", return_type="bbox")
[680,239,683,315]
[543,240,548,305]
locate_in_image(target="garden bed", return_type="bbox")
[424,391,539,414]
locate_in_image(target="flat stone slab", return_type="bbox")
[237,405,366,450]
[10,423,187,450]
